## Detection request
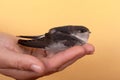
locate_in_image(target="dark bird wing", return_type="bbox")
[18,33,51,48]
[51,31,83,47]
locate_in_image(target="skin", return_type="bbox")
[0,33,95,80]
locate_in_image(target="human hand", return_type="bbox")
[0,33,95,80]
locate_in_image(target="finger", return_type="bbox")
[58,53,85,71]
[13,54,45,74]
[46,46,86,71]
[0,69,40,80]
[82,43,95,55]
[57,43,95,71]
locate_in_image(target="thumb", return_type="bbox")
[14,54,45,74]
[0,49,45,73]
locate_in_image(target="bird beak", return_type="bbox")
[89,31,91,33]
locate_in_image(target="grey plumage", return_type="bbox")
[18,25,90,53]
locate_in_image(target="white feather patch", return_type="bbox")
[71,32,89,43]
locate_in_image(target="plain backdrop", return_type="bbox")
[0,0,120,80]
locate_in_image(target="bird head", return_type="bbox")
[49,25,91,43]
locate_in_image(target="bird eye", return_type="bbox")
[80,29,87,33]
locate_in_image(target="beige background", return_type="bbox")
[0,0,120,80]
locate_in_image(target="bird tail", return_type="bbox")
[17,35,40,39]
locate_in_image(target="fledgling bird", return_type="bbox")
[18,25,91,53]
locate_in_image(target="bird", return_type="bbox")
[18,25,91,53]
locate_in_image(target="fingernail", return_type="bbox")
[31,64,42,73]
[86,48,95,55]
